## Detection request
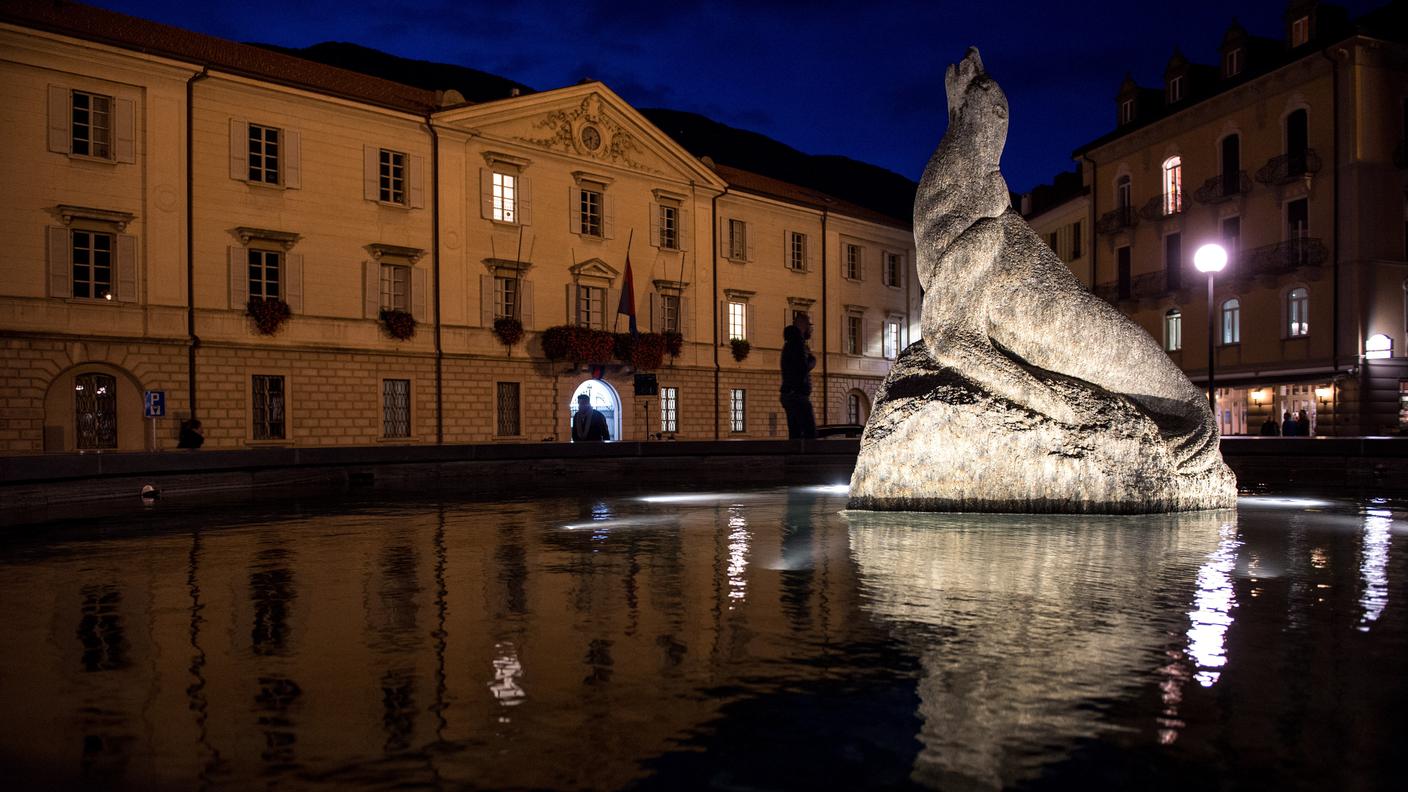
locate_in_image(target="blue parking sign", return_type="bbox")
[144,390,166,418]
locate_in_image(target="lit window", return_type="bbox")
[660,386,678,433]
[381,264,409,311]
[492,172,517,222]
[496,382,521,436]
[729,389,746,433]
[575,285,603,328]
[883,320,901,359]
[1162,156,1182,215]
[252,375,286,440]
[845,315,862,355]
[71,230,113,300]
[1224,47,1243,77]
[727,301,747,340]
[1165,308,1182,352]
[659,202,678,250]
[248,124,281,184]
[789,232,806,271]
[383,379,410,438]
[494,276,518,319]
[1367,334,1393,360]
[71,90,112,159]
[1291,16,1310,47]
[1221,298,1241,345]
[883,252,902,287]
[729,219,747,260]
[1288,287,1309,337]
[845,244,862,279]
[248,249,281,300]
[579,187,603,236]
[379,149,406,205]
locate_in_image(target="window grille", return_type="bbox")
[496,382,521,436]
[383,379,410,438]
[252,375,286,440]
[74,372,117,449]
[660,387,678,433]
[729,389,745,433]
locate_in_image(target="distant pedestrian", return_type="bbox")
[1281,411,1297,437]
[177,418,204,449]
[779,314,817,439]
[571,393,610,442]
[1297,409,1312,437]
[1259,416,1280,436]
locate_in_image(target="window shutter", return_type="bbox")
[228,246,247,307]
[284,253,303,313]
[408,154,425,209]
[47,226,71,297]
[680,296,692,340]
[719,216,728,258]
[720,303,728,343]
[649,202,661,248]
[807,232,818,272]
[569,187,582,234]
[114,99,135,163]
[747,303,756,341]
[678,206,689,251]
[865,319,881,357]
[411,267,428,322]
[605,288,619,330]
[519,178,533,226]
[48,86,71,154]
[364,260,381,317]
[480,169,494,219]
[745,223,755,262]
[520,280,535,329]
[283,130,301,189]
[649,292,662,332]
[363,146,379,201]
[229,119,247,180]
[603,195,616,239]
[782,229,791,268]
[480,274,496,326]
[565,283,575,325]
[115,234,137,302]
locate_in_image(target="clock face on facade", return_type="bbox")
[580,125,602,151]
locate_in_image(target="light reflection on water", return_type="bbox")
[0,489,1403,790]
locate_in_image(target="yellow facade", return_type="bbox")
[0,7,915,453]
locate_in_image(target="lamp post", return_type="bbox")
[1194,243,1228,415]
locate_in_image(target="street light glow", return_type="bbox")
[1194,243,1228,273]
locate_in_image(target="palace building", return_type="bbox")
[0,1,917,453]
[1032,0,1408,436]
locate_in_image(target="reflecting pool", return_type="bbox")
[1,489,1404,790]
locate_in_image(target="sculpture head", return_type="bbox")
[943,47,1008,168]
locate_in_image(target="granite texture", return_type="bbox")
[849,48,1237,513]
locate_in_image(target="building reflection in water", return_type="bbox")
[1359,503,1392,630]
[726,505,749,608]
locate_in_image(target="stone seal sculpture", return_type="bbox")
[848,48,1237,513]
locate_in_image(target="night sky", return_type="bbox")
[91,0,1383,193]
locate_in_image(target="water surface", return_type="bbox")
[1,488,1403,790]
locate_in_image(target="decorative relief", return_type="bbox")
[519,94,661,174]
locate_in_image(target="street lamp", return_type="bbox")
[1194,243,1228,413]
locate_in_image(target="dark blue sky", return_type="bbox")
[93,0,1381,193]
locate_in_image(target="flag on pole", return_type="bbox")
[617,251,638,335]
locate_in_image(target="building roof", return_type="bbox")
[712,164,911,231]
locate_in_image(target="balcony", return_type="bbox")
[1093,270,1180,305]
[1139,192,1184,221]
[1192,171,1252,204]
[1096,206,1139,235]
[1238,237,1328,278]
[1254,150,1321,185]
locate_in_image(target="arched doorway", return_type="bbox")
[43,362,146,452]
[569,379,621,441]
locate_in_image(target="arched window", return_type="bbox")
[1220,134,1241,197]
[1221,298,1241,344]
[847,390,870,425]
[1366,334,1393,359]
[1162,156,1182,215]
[74,372,117,450]
[1287,287,1309,337]
[1164,308,1183,352]
[1116,174,1132,211]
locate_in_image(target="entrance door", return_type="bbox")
[75,372,118,450]
[569,380,621,441]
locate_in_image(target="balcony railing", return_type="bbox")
[1139,192,1184,221]
[1096,205,1139,235]
[1240,237,1328,277]
[1254,150,1321,185]
[1093,270,1181,305]
[1192,171,1252,204]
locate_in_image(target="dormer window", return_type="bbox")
[1167,75,1184,104]
[1291,15,1310,46]
[1224,47,1243,78]
[1120,98,1135,125]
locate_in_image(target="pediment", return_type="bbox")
[435,84,725,188]
[570,258,619,282]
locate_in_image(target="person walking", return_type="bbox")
[780,314,817,439]
[571,393,610,442]
[1296,409,1312,437]
[1281,410,1297,437]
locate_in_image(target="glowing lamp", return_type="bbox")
[1194,244,1228,273]
[1314,386,1333,400]
[1365,334,1392,360]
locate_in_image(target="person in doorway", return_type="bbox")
[1259,415,1280,436]
[177,418,204,449]
[1296,409,1312,437]
[780,314,817,439]
[1281,411,1297,437]
[572,393,610,442]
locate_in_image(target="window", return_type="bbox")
[659,293,681,334]
[729,389,746,433]
[1288,287,1309,337]
[248,124,281,185]
[1286,109,1309,174]
[1071,221,1082,259]
[1167,75,1183,104]
[845,315,862,355]
[381,264,409,311]
[248,249,281,300]
[1120,99,1135,124]
[492,171,517,222]
[379,149,406,205]
[845,243,862,279]
[252,375,286,440]
[1117,246,1132,300]
[729,219,748,260]
[1164,232,1182,291]
[1162,156,1182,215]
[1291,15,1310,47]
[1220,134,1241,196]
[1287,198,1309,239]
[579,186,603,236]
[727,301,747,340]
[1165,309,1182,352]
[1116,175,1132,211]
[1367,334,1393,359]
[74,372,117,450]
[382,379,410,438]
[495,276,518,319]
[71,230,113,300]
[789,232,806,272]
[660,386,678,434]
[71,90,112,159]
[496,382,521,436]
[659,202,679,250]
[1221,298,1241,345]
[883,320,901,360]
[576,285,603,328]
[883,252,902,287]
[847,392,863,425]
[1224,47,1243,77]
[1222,215,1241,255]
